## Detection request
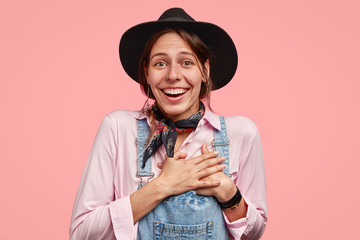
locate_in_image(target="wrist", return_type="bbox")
[151,176,173,199]
[217,186,242,210]
[216,181,237,202]
[147,177,170,200]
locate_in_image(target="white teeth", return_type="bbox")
[163,89,187,95]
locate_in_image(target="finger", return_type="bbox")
[194,150,219,164]
[195,156,226,172]
[197,164,226,179]
[195,180,221,189]
[201,144,210,154]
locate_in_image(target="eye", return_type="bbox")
[155,62,166,67]
[182,61,193,66]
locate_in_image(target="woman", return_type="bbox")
[70,8,267,240]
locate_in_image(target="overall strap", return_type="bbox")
[136,119,154,188]
[213,116,230,177]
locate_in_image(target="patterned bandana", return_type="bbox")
[142,101,205,168]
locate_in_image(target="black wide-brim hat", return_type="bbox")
[119,8,238,90]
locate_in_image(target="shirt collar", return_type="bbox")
[127,110,147,120]
[127,107,221,131]
[202,108,221,131]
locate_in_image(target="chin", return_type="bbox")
[163,105,187,116]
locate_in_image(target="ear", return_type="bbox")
[203,60,210,82]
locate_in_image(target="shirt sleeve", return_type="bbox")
[224,120,268,240]
[69,115,135,240]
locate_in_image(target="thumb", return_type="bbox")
[157,162,164,169]
[201,143,210,154]
[173,151,187,160]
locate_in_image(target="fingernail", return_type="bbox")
[220,156,226,161]
[213,151,219,155]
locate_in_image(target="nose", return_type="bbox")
[167,64,181,82]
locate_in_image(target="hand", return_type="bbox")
[195,144,237,202]
[154,148,226,197]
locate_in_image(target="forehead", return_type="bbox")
[150,32,194,56]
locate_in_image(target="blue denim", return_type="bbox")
[136,117,230,240]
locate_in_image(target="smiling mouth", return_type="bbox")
[162,88,188,97]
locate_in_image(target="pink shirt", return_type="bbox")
[70,109,267,240]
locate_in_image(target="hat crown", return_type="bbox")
[158,8,195,22]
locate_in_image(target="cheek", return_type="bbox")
[188,73,203,89]
[147,71,164,86]
[146,75,156,87]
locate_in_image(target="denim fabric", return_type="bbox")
[136,119,154,188]
[136,117,230,240]
[213,116,230,177]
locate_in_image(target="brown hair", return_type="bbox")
[138,27,213,104]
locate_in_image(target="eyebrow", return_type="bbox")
[150,51,195,60]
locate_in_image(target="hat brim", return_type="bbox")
[119,20,237,90]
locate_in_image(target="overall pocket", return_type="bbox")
[154,221,213,240]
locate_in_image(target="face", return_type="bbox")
[145,32,209,121]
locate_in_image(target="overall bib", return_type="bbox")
[136,117,230,240]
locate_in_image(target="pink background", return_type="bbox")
[1,0,359,239]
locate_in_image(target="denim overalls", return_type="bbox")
[136,117,230,240]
